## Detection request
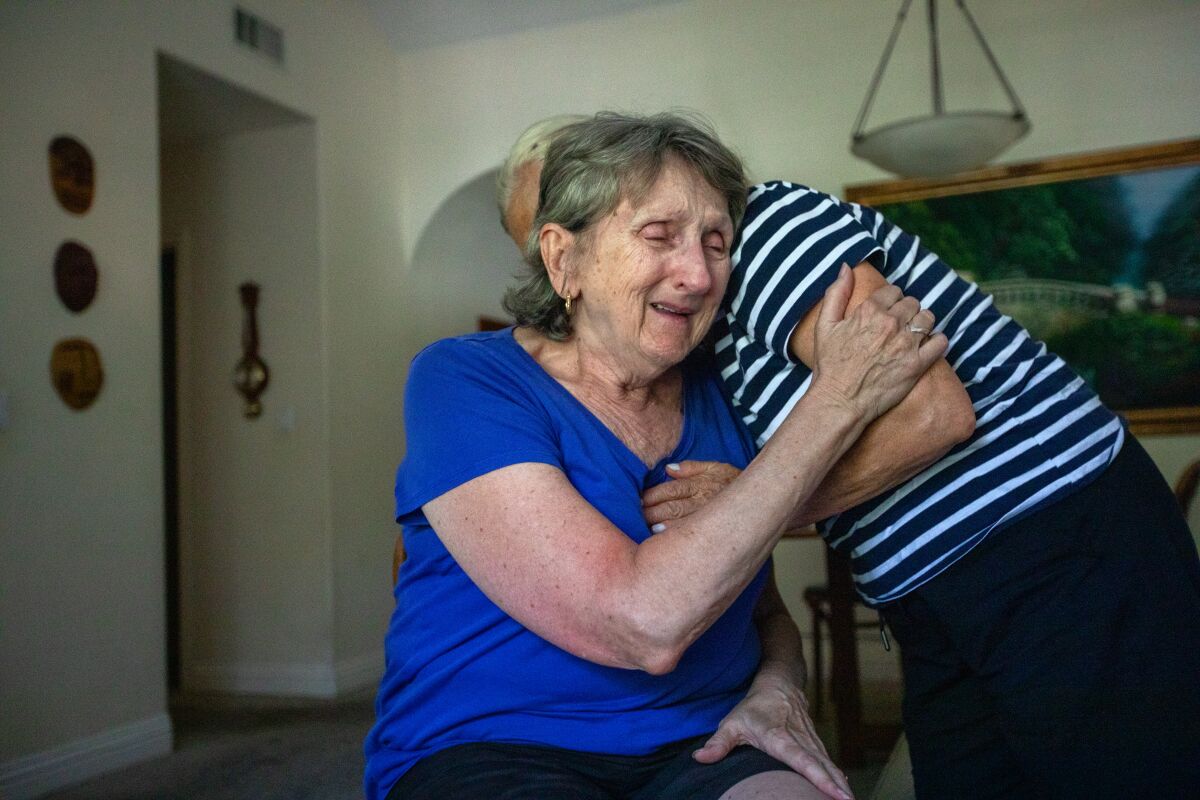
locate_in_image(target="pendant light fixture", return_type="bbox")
[851,0,1030,177]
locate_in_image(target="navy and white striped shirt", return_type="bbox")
[714,181,1125,605]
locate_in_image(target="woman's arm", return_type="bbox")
[643,264,972,530]
[423,267,945,674]
[644,264,973,530]
[784,262,975,524]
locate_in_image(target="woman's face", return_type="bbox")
[568,157,734,376]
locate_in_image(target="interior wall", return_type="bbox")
[0,1,402,795]
[400,169,524,364]
[0,0,172,775]
[161,122,331,693]
[387,0,1200,640]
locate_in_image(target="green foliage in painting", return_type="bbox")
[885,178,1135,284]
[1047,314,1200,409]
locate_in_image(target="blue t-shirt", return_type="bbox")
[714,182,1123,605]
[364,328,764,800]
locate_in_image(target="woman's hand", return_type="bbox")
[642,461,740,529]
[809,264,946,424]
[693,673,854,800]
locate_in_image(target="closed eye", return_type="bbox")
[641,222,670,241]
[704,232,727,255]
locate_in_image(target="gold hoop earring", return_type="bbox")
[564,293,573,315]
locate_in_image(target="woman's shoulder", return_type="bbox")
[411,327,518,368]
[406,328,532,399]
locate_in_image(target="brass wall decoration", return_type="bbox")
[49,136,95,215]
[53,240,99,313]
[50,337,104,410]
[233,282,270,418]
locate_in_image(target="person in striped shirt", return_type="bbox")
[712,180,1200,798]
[503,119,1200,798]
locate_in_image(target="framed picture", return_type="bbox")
[845,139,1200,435]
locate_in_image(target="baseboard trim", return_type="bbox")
[0,714,172,800]
[184,653,382,698]
[185,661,339,697]
[335,652,382,694]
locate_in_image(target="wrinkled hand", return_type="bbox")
[642,461,740,529]
[811,264,947,423]
[693,678,854,800]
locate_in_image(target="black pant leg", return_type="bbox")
[881,592,1038,800]
[899,439,1200,799]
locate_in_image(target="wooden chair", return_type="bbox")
[392,534,405,585]
[808,546,901,767]
[802,582,878,719]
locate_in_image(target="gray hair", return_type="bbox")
[503,111,747,340]
[496,114,588,237]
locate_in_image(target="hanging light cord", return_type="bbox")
[852,0,914,141]
[956,0,1027,119]
[929,0,943,114]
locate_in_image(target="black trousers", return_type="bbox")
[879,437,1200,799]
[387,735,791,800]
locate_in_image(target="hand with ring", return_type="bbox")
[906,308,936,339]
[809,269,948,423]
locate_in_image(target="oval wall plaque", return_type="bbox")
[54,240,99,313]
[49,136,95,215]
[50,337,104,410]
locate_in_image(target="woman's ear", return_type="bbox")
[539,223,575,298]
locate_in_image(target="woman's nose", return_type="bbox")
[672,240,713,295]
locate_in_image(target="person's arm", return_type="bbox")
[692,568,853,800]
[423,268,946,676]
[642,263,973,530]
[784,261,974,525]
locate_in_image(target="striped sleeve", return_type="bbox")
[718,182,1124,605]
[728,182,883,362]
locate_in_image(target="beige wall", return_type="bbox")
[0,1,401,795]
[1,0,1198,795]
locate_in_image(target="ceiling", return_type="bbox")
[363,0,683,52]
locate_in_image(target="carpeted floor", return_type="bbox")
[43,683,900,799]
[44,691,377,800]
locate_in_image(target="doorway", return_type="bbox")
[157,53,321,696]
[161,246,180,690]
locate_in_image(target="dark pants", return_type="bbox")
[386,735,791,800]
[880,437,1200,799]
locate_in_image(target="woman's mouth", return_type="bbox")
[650,302,693,317]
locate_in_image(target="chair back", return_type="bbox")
[1175,457,1200,537]
[1175,458,1200,517]
[392,534,405,585]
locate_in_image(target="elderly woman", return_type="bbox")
[365,113,947,800]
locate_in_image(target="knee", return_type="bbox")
[718,770,830,800]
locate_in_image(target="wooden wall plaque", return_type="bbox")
[53,240,98,313]
[50,337,104,410]
[49,136,95,215]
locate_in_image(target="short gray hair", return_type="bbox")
[503,111,747,340]
[496,114,587,237]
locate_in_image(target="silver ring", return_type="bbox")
[907,323,933,337]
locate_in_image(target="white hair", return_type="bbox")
[496,114,588,235]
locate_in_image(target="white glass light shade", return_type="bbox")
[851,110,1031,177]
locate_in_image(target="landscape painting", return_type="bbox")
[845,140,1200,434]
